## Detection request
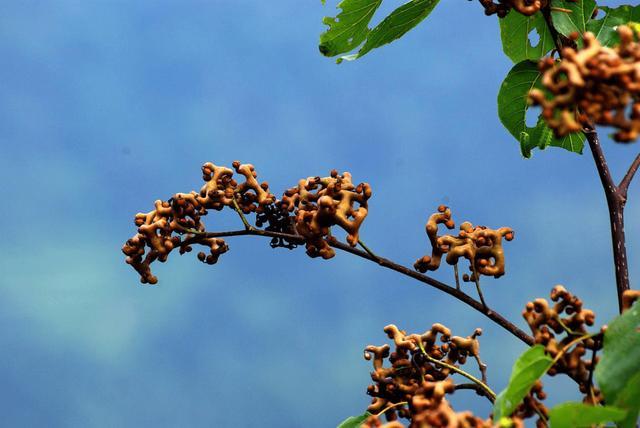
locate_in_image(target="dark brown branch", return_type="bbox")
[584,129,630,312]
[541,6,564,54]
[184,229,534,346]
[539,5,632,313]
[619,152,640,198]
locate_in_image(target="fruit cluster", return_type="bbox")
[281,170,371,259]
[122,163,370,284]
[529,26,640,142]
[122,162,275,284]
[414,206,514,283]
[522,285,601,400]
[361,323,493,427]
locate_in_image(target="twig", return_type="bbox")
[375,401,408,417]
[586,336,600,404]
[231,198,254,231]
[551,333,600,367]
[472,267,487,308]
[619,152,640,198]
[417,340,497,402]
[174,222,206,235]
[453,264,461,291]
[183,229,535,346]
[454,383,494,403]
[554,314,580,336]
[358,239,382,264]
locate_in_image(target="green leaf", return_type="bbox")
[319,0,382,57]
[497,60,585,157]
[586,5,640,47]
[595,301,640,428]
[613,371,640,428]
[499,10,555,63]
[350,0,440,60]
[320,0,440,62]
[548,402,627,428]
[551,0,596,40]
[337,412,371,428]
[493,345,553,422]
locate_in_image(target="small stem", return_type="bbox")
[541,4,564,52]
[454,383,494,403]
[358,239,381,263]
[471,263,487,308]
[454,264,461,291]
[551,333,599,368]
[418,341,496,401]
[550,6,572,12]
[231,198,254,231]
[587,337,600,404]
[475,355,488,384]
[174,222,206,235]
[534,406,549,427]
[619,152,640,198]
[375,401,408,417]
[554,314,580,336]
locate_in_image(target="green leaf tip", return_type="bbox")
[548,402,626,428]
[319,0,382,58]
[595,302,640,427]
[319,0,440,61]
[493,345,553,422]
[586,4,640,48]
[337,412,371,428]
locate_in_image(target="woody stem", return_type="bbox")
[185,229,535,346]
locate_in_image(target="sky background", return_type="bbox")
[0,1,638,427]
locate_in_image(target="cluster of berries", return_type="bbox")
[414,206,514,283]
[361,323,495,427]
[122,162,370,284]
[530,27,640,142]
[523,285,601,401]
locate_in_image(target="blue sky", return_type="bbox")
[0,1,638,427]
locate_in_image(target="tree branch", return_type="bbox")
[584,129,630,312]
[619,152,640,198]
[539,4,632,313]
[183,229,534,346]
